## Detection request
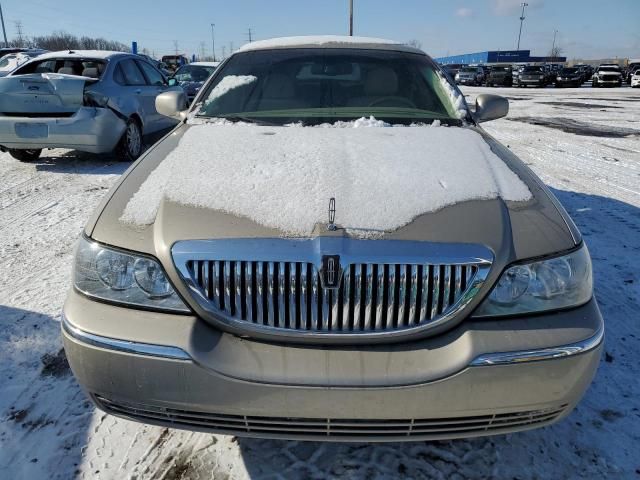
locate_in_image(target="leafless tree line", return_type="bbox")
[8,30,129,52]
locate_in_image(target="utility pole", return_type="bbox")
[173,40,179,55]
[229,41,233,55]
[349,0,354,36]
[551,29,558,62]
[516,2,528,51]
[222,45,227,59]
[14,20,23,47]
[0,3,8,47]
[210,23,216,61]
[247,27,253,43]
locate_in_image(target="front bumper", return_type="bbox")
[0,107,126,153]
[62,290,603,441]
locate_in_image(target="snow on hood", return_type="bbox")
[121,121,531,236]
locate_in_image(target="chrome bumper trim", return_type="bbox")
[62,314,192,361]
[470,323,604,366]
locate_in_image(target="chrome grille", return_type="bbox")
[185,261,480,332]
[173,238,492,341]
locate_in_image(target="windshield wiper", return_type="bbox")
[210,115,278,126]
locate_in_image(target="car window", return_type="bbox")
[137,60,165,86]
[13,58,106,76]
[173,65,216,82]
[197,48,464,125]
[119,58,147,85]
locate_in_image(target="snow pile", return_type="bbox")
[437,72,468,119]
[238,35,414,53]
[203,75,257,107]
[121,123,531,235]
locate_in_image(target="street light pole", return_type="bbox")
[349,0,353,36]
[516,2,528,51]
[0,2,8,48]
[211,23,216,62]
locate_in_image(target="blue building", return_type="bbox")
[435,50,566,65]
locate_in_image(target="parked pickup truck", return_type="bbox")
[0,50,181,162]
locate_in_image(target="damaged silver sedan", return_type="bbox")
[0,50,181,161]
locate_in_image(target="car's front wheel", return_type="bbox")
[117,118,143,161]
[8,148,42,162]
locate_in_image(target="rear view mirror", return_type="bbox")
[474,94,509,123]
[156,90,188,119]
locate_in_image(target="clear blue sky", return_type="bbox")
[3,0,639,60]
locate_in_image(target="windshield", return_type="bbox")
[560,68,578,74]
[599,66,619,72]
[0,54,17,69]
[491,67,510,72]
[523,66,543,72]
[196,49,464,126]
[173,64,216,82]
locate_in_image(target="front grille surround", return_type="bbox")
[172,238,493,343]
[95,394,567,441]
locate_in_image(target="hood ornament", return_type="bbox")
[327,197,337,231]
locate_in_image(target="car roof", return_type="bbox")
[236,35,425,55]
[32,50,129,61]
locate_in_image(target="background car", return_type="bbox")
[0,49,47,77]
[161,54,190,72]
[516,65,548,87]
[0,50,181,161]
[555,67,584,87]
[592,64,623,87]
[485,65,512,87]
[625,59,640,84]
[168,61,219,104]
[631,69,640,87]
[454,66,485,85]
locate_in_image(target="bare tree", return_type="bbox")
[28,31,129,52]
[549,45,564,60]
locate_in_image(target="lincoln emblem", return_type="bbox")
[321,254,341,289]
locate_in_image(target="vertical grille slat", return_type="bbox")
[223,261,232,316]
[310,266,319,330]
[409,265,419,326]
[277,263,286,328]
[245,262,253,322]
[267,262,275,327]
[386,265,396,329]
[430,265,440,320]
[299,264,308,330]
[289,263,298,330]
[353,265,362,330]
[375,264,385,330]
[234,262,242,319]
[363,264,373,331]
[341,267,351,331]
[186,257,486,336]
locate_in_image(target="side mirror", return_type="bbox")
[474,94,508,123]
[155,90,188,119]
[167,77,178,86]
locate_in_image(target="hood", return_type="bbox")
[0,73,97,114]
[88,123,578,267]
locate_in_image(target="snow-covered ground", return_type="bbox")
[0,86,639,479]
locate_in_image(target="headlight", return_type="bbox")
[473,245,592,317]
[74,236,190,312]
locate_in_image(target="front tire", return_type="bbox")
[8,148,42,162]
[116,118,143,161]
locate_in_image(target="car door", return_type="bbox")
[135,59,175,132]
[114,58,151,131]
